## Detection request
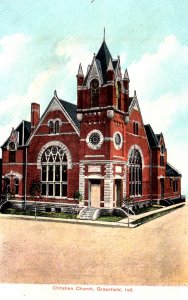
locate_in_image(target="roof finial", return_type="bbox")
[103,27,105,41]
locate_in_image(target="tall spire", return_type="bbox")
[77,63,84,77]
[103,27,105,41]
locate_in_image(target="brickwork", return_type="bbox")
[1,40,182,208]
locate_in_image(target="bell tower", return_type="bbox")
[77,39,130,208]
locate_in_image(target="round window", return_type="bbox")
[114,132,123,150]
[86,130,104,150]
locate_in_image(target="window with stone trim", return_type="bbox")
[54,120,60,134]
[14,178,19,194]
[173,179,178,192]
[133,122,139,135]
[41,146,67,197]
[4,177,10,193]
[160,155,164,166]
[90,79,99,107]
[129,149,142,196]
[49,121,54,134]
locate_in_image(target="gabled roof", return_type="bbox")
[59,99,80,130]
[166,162,181,177]
[1,120,31,149]
[144,124,159,148]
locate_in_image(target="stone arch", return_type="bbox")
[37,141,72,169]
[4,171,23,180]
[127,145,144,167]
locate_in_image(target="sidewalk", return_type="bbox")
[0,202,186,228]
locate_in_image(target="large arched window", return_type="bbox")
[129,149,142,196]
[41,146,67,197]
[90,79,99,107]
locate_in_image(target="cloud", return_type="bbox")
[126,35,188,195]
[56,37,93,76]
[128,35,188,99]
[0,33,31,72]
[0,67,58,151]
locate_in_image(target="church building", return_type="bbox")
[1,39,182,210]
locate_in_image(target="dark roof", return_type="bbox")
[96,40,112,83]
[156,134,161,142]
[112,59,118,70]
[1,120,31,149]
[166,163,181,177]
[59,99,80,130]
[144,124,159,148]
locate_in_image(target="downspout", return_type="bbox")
[24,146,28,210]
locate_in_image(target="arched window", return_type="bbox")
[54,120,60,134]
[14,178,19,194]
[41,146,67,197]
[116,81,121,110]
[90,79,99,107]
[49,121,54,134]
[129,149,142,196]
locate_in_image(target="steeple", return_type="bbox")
[107,58,114,82]
[77,63,84,77]
[123,69,130,81]
[96,40,112,83]
[77,63,84,86]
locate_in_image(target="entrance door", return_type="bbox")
[89,180,101,208]
[115,180,121,207]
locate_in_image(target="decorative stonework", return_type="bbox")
[86,56,103,87]
[123,164,127,199]
[88,165,101,173]
[79,163,85,199]
[37,141,72,169]
[4,171,23,180]
[127,145,144,166]
[86,130,104,150]
[48,98,62,112]
[113,131,123,150]
[77,113,83,121]
[107,110,114,119]
[104,163,114,208]
[115,166,122,173]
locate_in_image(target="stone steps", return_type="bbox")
[79,207,98,220]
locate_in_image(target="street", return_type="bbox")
[0,204,188,285]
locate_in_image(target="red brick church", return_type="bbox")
[1,39,182,210]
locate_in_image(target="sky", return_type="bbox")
[0,0,188,196]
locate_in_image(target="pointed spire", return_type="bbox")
[123,68,129,81]
[134,90,137,97]
[107,58,114,71]
[77,63,84,77]
[103,27,105,41]
[54,90,58,97]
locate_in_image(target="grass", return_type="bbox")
[135,205,163,215]
[3,208,78,219]
[132,204,185,226]
[97,216,123,222]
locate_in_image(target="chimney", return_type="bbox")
[31,102,40,132]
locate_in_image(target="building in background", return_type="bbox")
[0,39,183,210]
